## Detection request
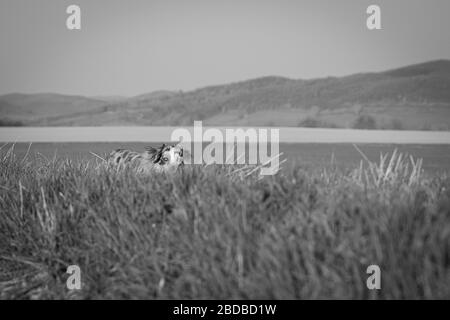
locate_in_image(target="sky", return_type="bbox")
[0,0,449,97]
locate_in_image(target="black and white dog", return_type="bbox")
[107,143,184,173]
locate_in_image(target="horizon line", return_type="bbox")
[1,58,449,98]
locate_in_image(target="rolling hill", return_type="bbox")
[1,60,450,129]
[0,93,107,125]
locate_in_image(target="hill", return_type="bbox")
[0,93,107,126]
[1,60,450,129]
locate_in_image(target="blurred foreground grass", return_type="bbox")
[0,144,449,299]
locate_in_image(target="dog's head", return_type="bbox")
[146,143,184,170]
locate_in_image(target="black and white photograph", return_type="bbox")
[0,0,449,305]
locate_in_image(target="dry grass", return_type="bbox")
[0,145,449,299]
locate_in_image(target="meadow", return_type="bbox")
[0,143,449,299]
[6,142,450,173]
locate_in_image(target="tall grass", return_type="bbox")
[0,145,449,299]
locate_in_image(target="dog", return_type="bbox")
[107,143,184,173]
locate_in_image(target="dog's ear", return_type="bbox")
[155,149,165,163]
[153,143,169,164]
[145,146,162,163]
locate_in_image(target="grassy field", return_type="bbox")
[0,144,450,299]
[6,142,450,173]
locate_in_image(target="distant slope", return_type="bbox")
[1,60,450,129]
[0,93,107,125]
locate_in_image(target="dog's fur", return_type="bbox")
[107,143,184,173]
